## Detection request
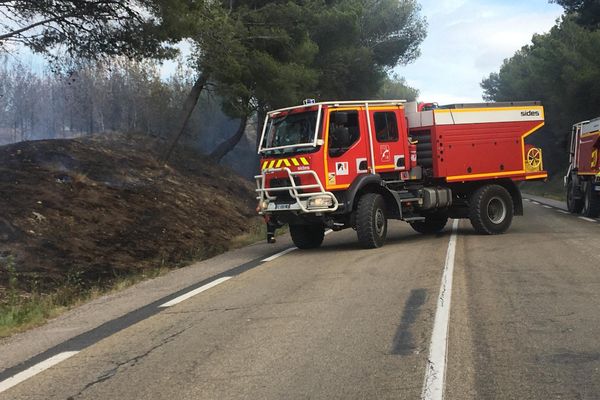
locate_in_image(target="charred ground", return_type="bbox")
[0,134,257,297]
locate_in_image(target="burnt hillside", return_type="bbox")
[0,134,257,294]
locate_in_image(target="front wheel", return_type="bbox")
[289,224,324,249]
[469,185,513,235]
[356,193,388,248]
[410,213,448,234]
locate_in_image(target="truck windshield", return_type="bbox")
[261,111,319,155]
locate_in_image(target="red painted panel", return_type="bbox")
[432,120,541,178]
[577,132,600,174]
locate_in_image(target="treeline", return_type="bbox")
[0,55,418,177]
[481,3,600,176]
[0,0,426,164]
[0,57,239,145]
[0,57,257,175]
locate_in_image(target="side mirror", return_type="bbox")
[331,112,348,125]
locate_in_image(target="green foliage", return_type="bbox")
[552,0,600,29]
[0,0,181,59]
[309,0,427,100]
[377,74,419,101]
[190,0,426,114]
[481,17,600,174]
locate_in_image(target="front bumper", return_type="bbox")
[255,168,339,214]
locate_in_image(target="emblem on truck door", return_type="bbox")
[336,162,349,176]
[380,145,391,162]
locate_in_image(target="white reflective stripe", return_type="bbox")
[434,107,544,125]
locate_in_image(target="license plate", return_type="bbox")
[276,203,291,210]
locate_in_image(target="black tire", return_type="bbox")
[289,224,324,249]
[410,213,448,234]
[469,185,513,235]
[566,179,584,214]
[356,193,387,248]
[582,183,600,218]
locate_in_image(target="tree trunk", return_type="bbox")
[209,114,249,162]
[161,73,208,163]
[254,105,267,174]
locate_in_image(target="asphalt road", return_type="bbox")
[1,197,599,399]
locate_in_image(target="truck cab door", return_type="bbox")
[367,108,408,176]
[324,108,369,190]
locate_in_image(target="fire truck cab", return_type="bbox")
[256,100,547,249]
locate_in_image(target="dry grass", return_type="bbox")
[0,221,273,338]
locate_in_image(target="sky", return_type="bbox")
[399,0,564,104]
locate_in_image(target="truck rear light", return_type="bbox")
[307,195,334,209]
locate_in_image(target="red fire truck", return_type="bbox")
[565,117,600,216]
[255,100,547,249]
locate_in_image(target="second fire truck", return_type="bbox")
[565,116,600,216]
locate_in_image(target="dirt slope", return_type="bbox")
[0,134,257,293]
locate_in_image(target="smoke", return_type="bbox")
[0,56,259,178]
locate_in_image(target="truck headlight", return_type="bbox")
[259,200,270,211]
[307,195,333,209]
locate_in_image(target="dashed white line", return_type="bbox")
[261,247,297,262]
[0,227,333,391]
[557,210,570,214]
[543,205,553,209]
[579,217,597,223]
[159,277,232,308]
[524,198,531,202]
[262,229,333,262]
[531,201,540,205]
[421,219,459,400]
[0,351,80,393]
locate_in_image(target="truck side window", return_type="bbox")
[329,111,359,157]
[374,112,399,142]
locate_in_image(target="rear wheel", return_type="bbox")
[566,179,584,214]
[469,185,513,235]
[582,182,600,218]
[356,193,387,248]
[289,224,324,249]
[410,213,448,234]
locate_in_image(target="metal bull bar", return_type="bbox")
[255,167,339,213]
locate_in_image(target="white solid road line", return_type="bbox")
[421,219,459,400]
[261,247,297,262]
[0,351,79,394]
[579,217,597,223]
[159,277,232,308]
